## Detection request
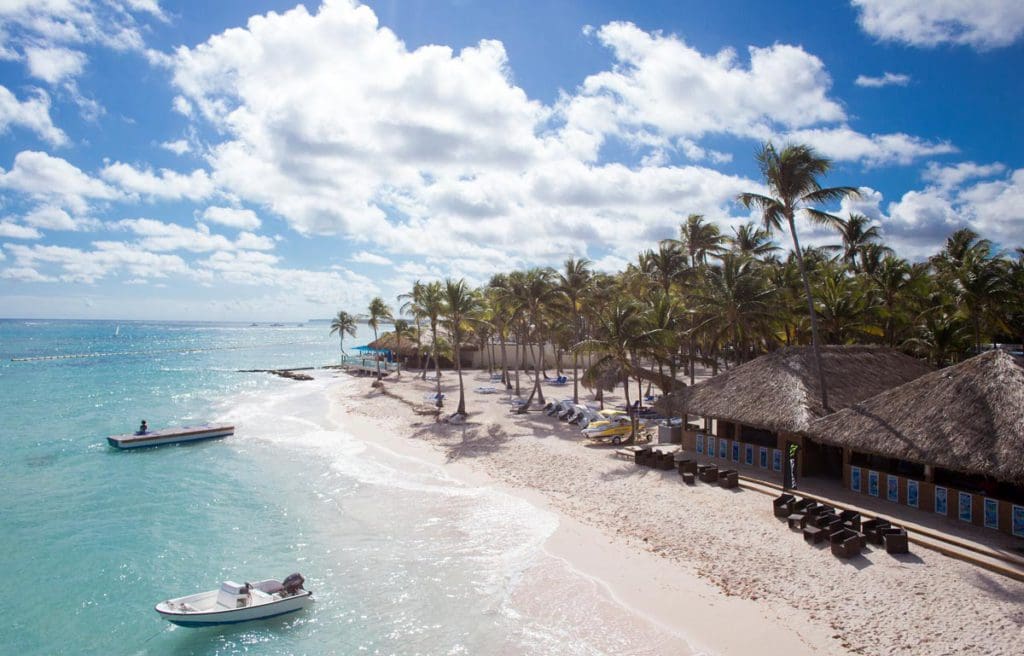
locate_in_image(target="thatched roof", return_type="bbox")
[805,350,1024,483]
[367,333,419,356]
[660,345,933,433]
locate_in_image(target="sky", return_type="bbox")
[0,0,1022,321]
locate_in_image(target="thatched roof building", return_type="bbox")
[662,345,934,434]
[367,332,419,357]
[805,350,1024,484]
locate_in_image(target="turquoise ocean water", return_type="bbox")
[0,320,684,656]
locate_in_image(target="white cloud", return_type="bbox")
[0,150,120,213]
[854,72,910,88]
[23,205,80,230]
[100,162,215,201]
[123,0,167,21]
[0,1,159,54]
[957,169,1024,245]
[4,241,190,284]
[851,0,1024,49]
[785,126,956,166]
[162,1,769,280]
[24,46,86,83]
[0,221,41,239]
[563,21,948,169]
[842,167,1024,259]
[0,266,53,282]
[350,251,392,266]
[922,161,1005,191]
[172,95,193,117]
[567,22,845,151]
[201,206,260,230]
[117,218,274,253]
[234,231,275,251]
[0,85,67,145]
[160,139,191,155]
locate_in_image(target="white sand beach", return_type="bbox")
[326,369,1024,656]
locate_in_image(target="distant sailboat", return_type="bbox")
[114,325,121,337]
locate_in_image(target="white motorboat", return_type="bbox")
[107,423,234,449]
[155,573,313,627]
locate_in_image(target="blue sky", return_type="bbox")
[0,0,1022,320]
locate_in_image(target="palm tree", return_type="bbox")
[328,310,357,363]
[728,222,780,260]
[903,308,971,366]
[419,281,447,400]
[515,267,559,411]
[641,242,685,295]
[390,318,414,376]
[442,278,482,416]
[557,258,592,404]
[693,253,775,362]
[367,297,393,380]
[833,213,884,271]
[814,262,877,344]
[486,275,517,391]
[398,280,427,373]
[576,300,663,440]
[678,213,726,266]
[738,142,859,410]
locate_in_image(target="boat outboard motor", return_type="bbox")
[282,573,305,595]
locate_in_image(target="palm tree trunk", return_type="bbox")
[572,351,579,404]
[431,321,442,405]
[513,338,521,396]
[533,341,546,405]
[372,327,381,379]
[787,215,829,410]
[499,337,511,390]
[455,336,466,415]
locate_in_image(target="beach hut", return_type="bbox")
[659,345,933,482]
[805,350,1024,537]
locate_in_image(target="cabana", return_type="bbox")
[658,345,933,481]
[805,350,1024,538]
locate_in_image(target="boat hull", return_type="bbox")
[107,424,234,449]
[156,591,312,627]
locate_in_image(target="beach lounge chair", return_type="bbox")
[803,524,829,544]
[423,392,445,402]
[773,493,796,517]
[677,459,697,475]
[881,526,909,554]
[808,509,838,529]
[839,509,861,531]
[793,498,817,513]
[862,518,892,545]
[698,464,719,483]
[829,528,866,558]
[474,386,498,394]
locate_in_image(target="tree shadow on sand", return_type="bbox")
[440,423,512,462]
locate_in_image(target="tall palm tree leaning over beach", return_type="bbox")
[367,296,393,380]
[738,142,859,412]
[442,278,481,416]
[328,310,357,364]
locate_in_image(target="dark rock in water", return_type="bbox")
[238,368,314,381]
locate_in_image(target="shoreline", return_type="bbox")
[326,372,846,656]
